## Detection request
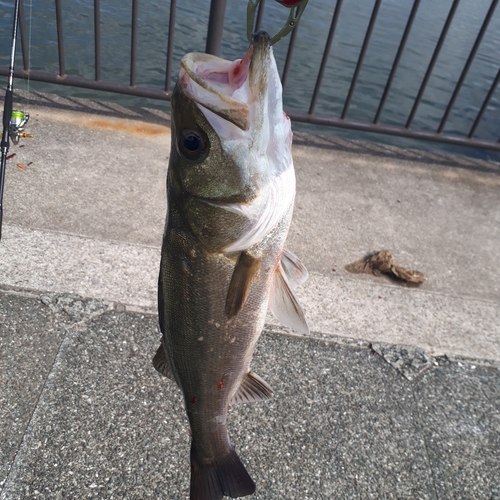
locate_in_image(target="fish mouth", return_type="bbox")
[179,31,272,133]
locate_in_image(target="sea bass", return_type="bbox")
[154,31,309,500]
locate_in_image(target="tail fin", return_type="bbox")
[190,444,255,500]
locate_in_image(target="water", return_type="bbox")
[1,0,499,160]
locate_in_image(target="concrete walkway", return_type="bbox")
[0,91,499,499]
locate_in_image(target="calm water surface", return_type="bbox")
[0,0,499,159]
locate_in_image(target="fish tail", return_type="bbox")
[190,443,255,500]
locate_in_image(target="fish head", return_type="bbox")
[168,31,295,253]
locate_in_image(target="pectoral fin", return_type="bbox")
[269,262,309,335]
[225,251,261,319]
[231,371,274,404]
[281,248,309,289]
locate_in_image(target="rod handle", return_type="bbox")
[1,90,13,150]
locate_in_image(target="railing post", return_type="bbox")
[94,0,101,82]
[54,0,65,76]
[205,0,227,56]
[130,0,139,87]
[18,0,29,71]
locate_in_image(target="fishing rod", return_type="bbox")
[0,0,22,241]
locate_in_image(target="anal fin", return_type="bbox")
[269,262,309,335]
[231,371,274,404]
[153,342,175,381]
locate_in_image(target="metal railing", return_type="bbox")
[1,0,499,152]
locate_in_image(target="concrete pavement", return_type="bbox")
[0,90,499,499]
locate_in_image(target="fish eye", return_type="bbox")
[178,129,207,161]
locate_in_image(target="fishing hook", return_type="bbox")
[247,0,310,45]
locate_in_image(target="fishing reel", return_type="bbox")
[9,109,31,144]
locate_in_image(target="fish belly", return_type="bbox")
[158,201,292,499]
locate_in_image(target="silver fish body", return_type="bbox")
[155,31,308,500]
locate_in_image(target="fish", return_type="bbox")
[154,30,309,500]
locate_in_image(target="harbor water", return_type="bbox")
[0,0,499,159]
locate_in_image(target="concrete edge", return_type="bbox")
[1,285,498,373]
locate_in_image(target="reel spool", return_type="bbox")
[10,110,30,143]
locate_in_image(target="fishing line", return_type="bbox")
[26,0,33,107]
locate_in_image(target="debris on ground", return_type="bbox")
[345,249,426,286]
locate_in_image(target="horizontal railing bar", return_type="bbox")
[374,0,421,124]
[0,67,172,100]
[406,0,460,129]
[341,0,383,120]
[309,0,343,115]
[287,110,500,151]
[2,65,499,152]
[438,0,498,133]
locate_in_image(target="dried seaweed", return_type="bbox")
[345,249,426,286]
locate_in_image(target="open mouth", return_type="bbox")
[178,32,271,133]
[187,45,253,95]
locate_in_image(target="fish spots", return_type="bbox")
[229,337,236,344]
[218,375,225,389]
[197,336,204,342]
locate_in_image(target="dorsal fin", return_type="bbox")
[231,371,274,404]
[225,251,261,319]
[153,343,175,381]
[281,248,308,289]
[269,263,309,335]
